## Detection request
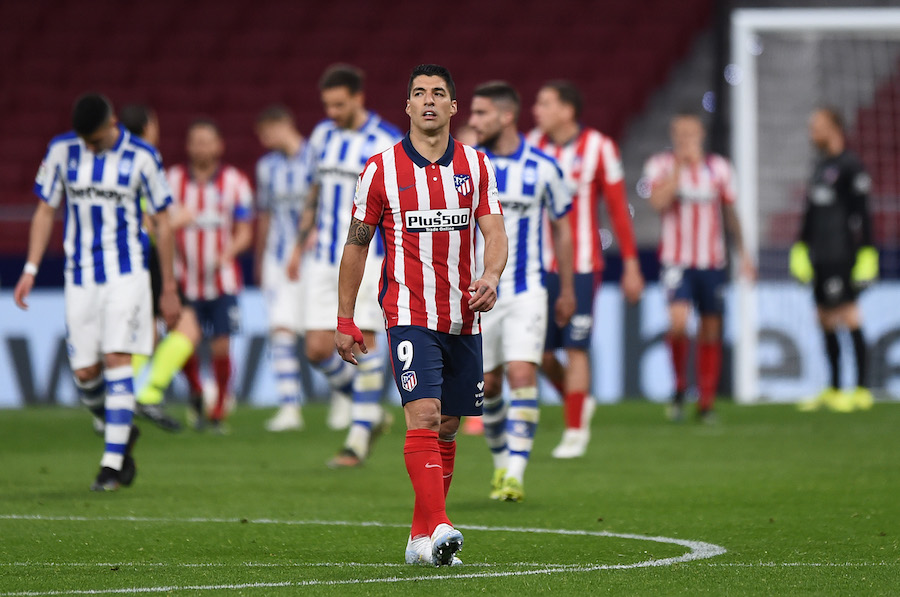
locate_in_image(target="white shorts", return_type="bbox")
[262,255,305,334]
[481,288,548,372]
[302,255,384,332]
[65,270,154,370]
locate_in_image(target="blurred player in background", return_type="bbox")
[288,64,402,466]
[14,93,180,490]
[645,111,755,422]
[791,107,877,413]
[169,119,254,432]
[337,64,506,566]
[528,80,644,458]
[120,104,199,433]
[468,81,575,501]
[255,105,313,432]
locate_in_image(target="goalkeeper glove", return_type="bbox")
[789,242,813,284]
[852,246,879,285]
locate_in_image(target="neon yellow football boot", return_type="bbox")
[499,476,525,502]
[797,388,840,412]
[489,468,506,500]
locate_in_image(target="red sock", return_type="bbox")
[183,354,203,395]
[697,341,722,412]
[668,335,689,394]
[404,429,450,538]
[212,355,231,420]
[564,391,587,429]
[439,440,456,498]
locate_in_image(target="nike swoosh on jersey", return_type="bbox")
[399,183,415,192]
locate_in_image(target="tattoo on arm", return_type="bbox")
[297,193,319,247]
[346,218,374,246]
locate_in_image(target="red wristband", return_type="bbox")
[337,317,364,345]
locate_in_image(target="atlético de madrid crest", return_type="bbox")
[454,174,472,197]
[401,371,418,392]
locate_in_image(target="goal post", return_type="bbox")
[731,8,900,404]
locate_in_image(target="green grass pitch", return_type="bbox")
[0,401,898,595]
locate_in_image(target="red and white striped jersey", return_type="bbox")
[643,152,736,270]
[167,164,254,300]
[353,135,503,335]
[527,127,637,273]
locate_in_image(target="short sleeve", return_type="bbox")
[139,152,172,214]
[474,153,502,219]
[352,159,384,226]
[642,155,665,187]
[234,171,254,222]
[33,142,65,208]
[543,159,573,220]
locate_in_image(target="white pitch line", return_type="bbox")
[0,514,727,596]
[704,562,898,567]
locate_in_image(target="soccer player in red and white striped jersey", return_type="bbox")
[336,65,507,566]
[168,119,254,429]
[644,112,755,422]
[527,81,644,458]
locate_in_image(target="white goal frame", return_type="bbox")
[731,8,900,403]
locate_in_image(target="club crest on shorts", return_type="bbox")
[400,370,418,392]
[454,174,472,197]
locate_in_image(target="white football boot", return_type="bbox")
[551,397,596,459]
[326,391,352,430]
[405,533,462,566]
[265,404,304,432]
[430,523,464,567]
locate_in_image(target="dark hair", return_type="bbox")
[473,80,520,118]
[256,104,295,125]
[408,64,456,100]
[119,104,153,137]
[541,80,582,120]
[72,93,113,136]
[319,64,364,94]
[187,117,222,137]
[818,105,845,134]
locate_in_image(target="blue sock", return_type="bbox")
[482,394,508,470]
[315,352,354,395]
[75,374,106,419]
[101,365,135,472]
[345,351,386,458]
[505,387,539,483]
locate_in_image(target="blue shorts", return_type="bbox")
[662,266,727,315]
[386,325,485,417]
[189,294,241,338]
[544,271,600,351]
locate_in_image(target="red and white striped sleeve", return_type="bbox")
[352,157,385,227]
[597,137,637,260]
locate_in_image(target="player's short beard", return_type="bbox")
[481,130,502,152]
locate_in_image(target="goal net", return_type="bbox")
[731,9,900,403]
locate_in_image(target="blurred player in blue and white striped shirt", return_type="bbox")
[14,93,181,492]
[469,82,576,502]
[287,64,402,466]
[254,105,314,432]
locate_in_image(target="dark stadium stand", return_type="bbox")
[0,0,713,281]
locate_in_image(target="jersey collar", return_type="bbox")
[402,133,455,168]
[479,134,525,161]
[111,124,126,152]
